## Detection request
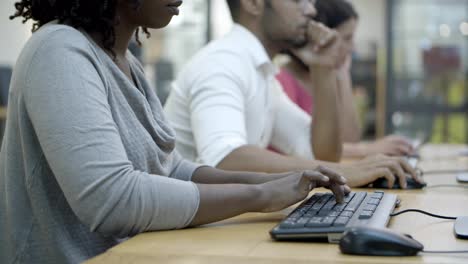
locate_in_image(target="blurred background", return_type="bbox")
[0,0,467,145]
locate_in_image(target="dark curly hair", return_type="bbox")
[9,0,150,57]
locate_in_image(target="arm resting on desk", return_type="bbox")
[192,166,287,185]
[217,145,421,188]
[190,169,347,226]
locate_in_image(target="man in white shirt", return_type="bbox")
[164,0,423,188]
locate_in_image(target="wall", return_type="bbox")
[350,0,386,57]
[0,0,31,67]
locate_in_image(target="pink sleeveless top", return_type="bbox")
[276,68,314,114]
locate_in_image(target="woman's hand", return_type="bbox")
[336,154,425,189]
[364,135,414,156]
[257,166,349,213]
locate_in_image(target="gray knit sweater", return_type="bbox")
[0,23,200,264]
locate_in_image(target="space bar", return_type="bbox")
[345,192,367,212]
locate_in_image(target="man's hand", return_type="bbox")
[292,21,342,68]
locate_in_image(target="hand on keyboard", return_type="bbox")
[366,156,426,189]
[363,135,415,156]
[337,154,425,189]
[258,166,349,213]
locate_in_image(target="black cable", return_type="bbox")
[391,210,468,254]
[390,209,457,220]
[422,169,468,175]
[423,250,468,254]
[426,184,468,189]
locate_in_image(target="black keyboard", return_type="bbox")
[270,191,398,243]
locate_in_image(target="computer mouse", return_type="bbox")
[339,226,424,256]
[372,177,427,189]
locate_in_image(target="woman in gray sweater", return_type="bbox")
[0,0,347,263]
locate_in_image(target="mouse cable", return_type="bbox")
[422,169,468,175]
[422,250,468,254]
[390,209,456,220]
[426,184,468,189]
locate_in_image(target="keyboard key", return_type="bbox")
[323,199,338,210]
[367,198,380,205]
[372,191,384,199]
[315,195,330,204]
[304,211,318,218]
[318,209,332,217]
[304,195,321,205]
[340,211,353,218]
[332,204,347,212]
[363,204,378,212]
[343,192,356,203]
[334,216,350,226]
[305,217,329,227]
[305,216,323,224]
[344,192,367,212]
[289,212,303,218]
[280,221,296,228]
[359,210,373,219]
[322,217,336,226]
[295,218,309,227]
[329,211,340,217]
[312,202,326,210]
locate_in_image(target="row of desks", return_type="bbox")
[88,145,468,264]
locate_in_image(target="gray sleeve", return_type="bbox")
[169,151,203,181]
[23,29,199,237]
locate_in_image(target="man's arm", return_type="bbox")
[217,145,326,173]
[191,166,286,185]
[308,66,343,161]
[217,145,424,189]
[290,22,346,162]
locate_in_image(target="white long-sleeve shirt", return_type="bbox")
[164,24,314,167]
[0,23,200,264]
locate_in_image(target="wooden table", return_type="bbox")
[0,107,6,119]
[87,145,468,264]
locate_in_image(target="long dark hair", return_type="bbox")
[314,0,358,29]
[9,0,149,56]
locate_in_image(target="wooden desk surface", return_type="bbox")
[87,145,468,264]
[0,106,6,119]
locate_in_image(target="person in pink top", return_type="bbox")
[277,67,314,115]
[277,0,414,158]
